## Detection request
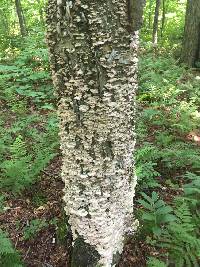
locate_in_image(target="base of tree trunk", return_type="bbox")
[71,235,122,267]
[71,236,101,267]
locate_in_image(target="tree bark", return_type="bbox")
[15,0,27,36]
[128,0,146,32]
[160,0,166,38]
[152,0,161,45]
[46,1,141,266]
[148,0,153,28]
[181,0,200,67]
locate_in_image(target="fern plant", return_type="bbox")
[0,135,56,194]
[23,219,48,240]
[183,172,200,207]
[0,195,5,213]
[136,143,161,188]
[0,135,31,193]
[10,135,27,159]
[158,201,200,267]
[0,230,23,267]
[138,192,177,236]
[147,257,167,267]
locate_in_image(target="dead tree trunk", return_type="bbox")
[152,0,161,45]
[15,0,27,36]
[46,1,143,266]
[181,0,200,67]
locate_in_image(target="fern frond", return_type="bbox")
[0,230,23,267]
[10,135,27,159]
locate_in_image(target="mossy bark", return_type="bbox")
[46,1,142,266]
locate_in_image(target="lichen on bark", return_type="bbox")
[46,0,139,266]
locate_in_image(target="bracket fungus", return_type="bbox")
[46,0,142,266]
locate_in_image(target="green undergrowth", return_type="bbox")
[0,34,200,266]
[0,36,59,194]
[0,36,59,266]
[136,50,200,266]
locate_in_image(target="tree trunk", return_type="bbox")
[181,0,200,67]
[15,0,27,36]
[128,0,146,32]
[148,0,153,28]
[152,0,161,45]
[46,1,142,266]
[160,0,166,38]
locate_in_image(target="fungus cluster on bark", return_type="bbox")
[46,1,143,266]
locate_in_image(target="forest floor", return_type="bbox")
[1,42,200,267]
[0,156,152,267]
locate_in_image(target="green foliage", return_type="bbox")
[0,230,23,267]
[0,41,59,194]
[0,0,46,57]
[138,192,176,236]
[136,48,200,265]
[0,37,57,193]
[0,1,199,266]
[0,195,5,213]
[136,142,161,188]
[0,133,56,194]
[32,192,47,207]
[23,219,48,240]
[0,40,54,111]
[147,257,167,267]
[52,213,69,245]
[137,54,200,177]
[142,0,186,48]
[158,201,200,267]
[10,135,27,159]
[183,172,200,206]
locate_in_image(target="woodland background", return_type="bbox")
[0,0,200,266]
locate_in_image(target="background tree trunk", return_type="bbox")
[148,0,153,28]
[181,0,200,67]
[46,0,143,266]
[128,0,146,32]
[15,0,27,36]
[152,0,161,45]
[161,0,166,38]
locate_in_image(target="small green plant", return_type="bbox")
[11,100,27,115]
[23,218,48,240]
[136,143,161,188]
[0,134,56,194]
[55,214,69,245]
[147,257,167,267]
[158,201,200,267]
[183,172,200,207]
[136,52,200,267]
[138,191,176,236]
[0,195,5,213]
[0,230,23,267]
[32,192,47,207]
[10,135,27,159]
